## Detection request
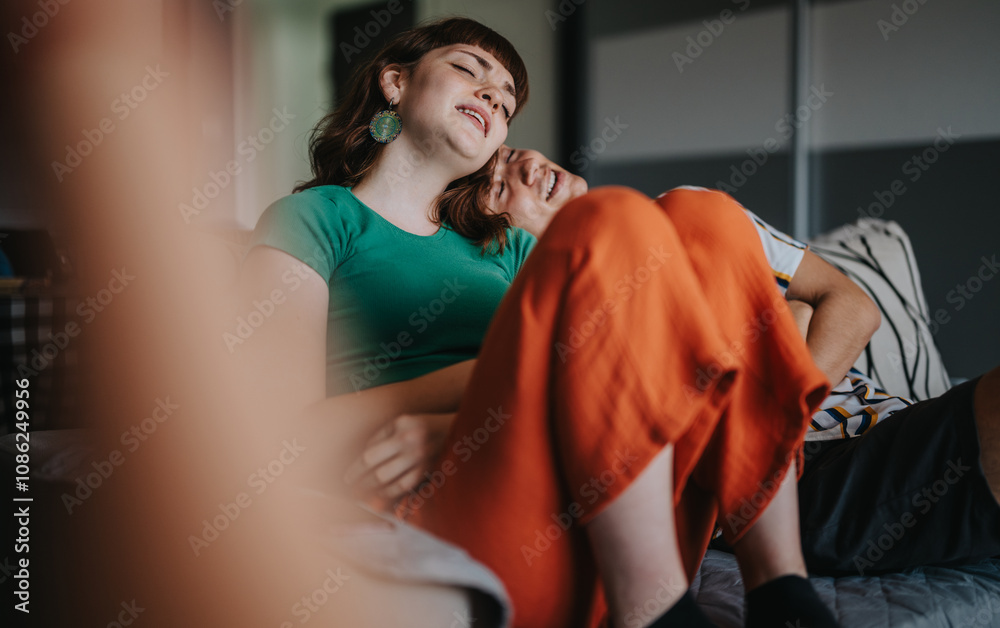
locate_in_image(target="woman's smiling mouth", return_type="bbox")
[456,105,489,137]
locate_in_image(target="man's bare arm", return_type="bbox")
[785,250,881,385]
[787,299,814,340]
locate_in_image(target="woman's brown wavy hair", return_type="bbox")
[294,17,529,254]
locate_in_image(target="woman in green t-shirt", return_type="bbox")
[243,17,839,628]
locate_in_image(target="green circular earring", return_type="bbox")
[369,100,402,144]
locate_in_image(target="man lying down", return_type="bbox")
[487,144,1000,578]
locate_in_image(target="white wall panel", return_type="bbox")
[589,7,790,161]
[811,0,1000,149]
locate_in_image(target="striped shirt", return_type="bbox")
[741,204,914,441]
[742,207,806,297]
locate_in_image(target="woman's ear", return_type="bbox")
[378,64,404,105]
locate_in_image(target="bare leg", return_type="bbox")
[730,460,808,592]
[587,445,689,628]
[587,310,816,624]
[730,298,815,588]
[973,366,1000,505]
[729,301,810,588]
[730,459,842,628]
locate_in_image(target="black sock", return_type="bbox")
[645,591,718,628]
[744,575,840,628]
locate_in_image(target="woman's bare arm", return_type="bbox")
[239,245,475,497]
[326,359,475,502]
[373,358,476,415]
[302,361,474,498]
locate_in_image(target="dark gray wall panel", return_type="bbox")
[589,153,793,233]
[814,139,1000,378]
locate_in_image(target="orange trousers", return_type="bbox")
[406,187,830,628]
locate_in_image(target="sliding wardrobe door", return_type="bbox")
[576,0,794,231]
[810,0,1000,377]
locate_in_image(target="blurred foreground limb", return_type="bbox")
[1,1,477,625]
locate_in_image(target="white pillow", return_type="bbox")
[807,218,951,401]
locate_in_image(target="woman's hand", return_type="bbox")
[343,412,456,503]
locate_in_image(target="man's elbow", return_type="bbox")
[856,290,882,340]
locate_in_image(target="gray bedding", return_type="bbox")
[691,549,1000,627]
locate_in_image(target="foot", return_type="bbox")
[744,575,840,628]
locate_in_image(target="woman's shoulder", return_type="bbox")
[507,224,537,247]
[486,225,536,280]
[255,185,371,236]
[250,185,366,278]
[502,224,537,256]
[265,185,361,218]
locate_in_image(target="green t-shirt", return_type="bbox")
[249,185,537,396]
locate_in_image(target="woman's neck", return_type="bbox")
[352,137,462,236]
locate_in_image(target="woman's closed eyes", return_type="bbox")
[453,63,512,119]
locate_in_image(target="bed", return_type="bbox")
[692,549,1000,627]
